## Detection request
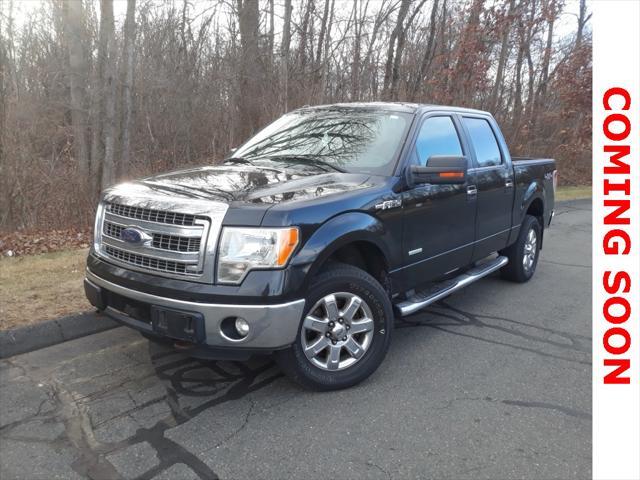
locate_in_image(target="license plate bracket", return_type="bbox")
[150,306,205,343]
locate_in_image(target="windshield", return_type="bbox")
[230,108,413,175]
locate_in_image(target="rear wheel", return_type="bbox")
[500,214,541,283]
[274,263,393,390]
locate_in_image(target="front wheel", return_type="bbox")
[274,263,393,391]
[499,214,541,283]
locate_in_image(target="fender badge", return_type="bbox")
[375,199,402,211]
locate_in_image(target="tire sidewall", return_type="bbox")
[286,265,392,389]
[518,216,541,280]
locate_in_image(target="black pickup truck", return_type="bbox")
[84,103,556,390]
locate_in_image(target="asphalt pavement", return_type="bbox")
[0,199,592,480]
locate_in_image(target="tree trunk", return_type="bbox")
[575,0,588,50]
[320,0,335,102]
[62,0,90,183]
[101,0,117,189]
[382,0,411,99]
[316,0,331,66]
[350,0,362,101]
[512,19,525,145]
[447,0,484,104]
[237,0,261,141]
[411,0,439,100]
[268,0,275,59]
[0,4,7,165]
[298,0,313,71]
[280,0,292,112]
[488,0,515,111]
[390,0,427,97]
[120,0,136,177]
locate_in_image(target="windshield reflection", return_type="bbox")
[231,108,412,175]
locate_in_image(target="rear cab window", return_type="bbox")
[462,117,502,167]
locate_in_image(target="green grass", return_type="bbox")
[556,185,591,201]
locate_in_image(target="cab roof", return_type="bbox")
[296,102,491,116]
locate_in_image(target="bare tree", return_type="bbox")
[488,0,515,111]
[62,0,90,182]
[575,0,590,50]
[120,0,136,176]
[101,0,117,188]
[237,0,261,141]
[280,0,293,111]
[0,0,593,231]
[411,0,440,100]
[382,0,412,99]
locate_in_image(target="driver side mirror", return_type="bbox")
[408,155,468,186]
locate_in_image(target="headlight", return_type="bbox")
[93,202,106,253]
[217,227,299,284]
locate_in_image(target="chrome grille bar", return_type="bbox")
[103,220,201,253]
[105,246,190,275]
[107,202,197,226]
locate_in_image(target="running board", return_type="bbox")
[396,256,509,317]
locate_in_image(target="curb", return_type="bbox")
[0,311,119,359]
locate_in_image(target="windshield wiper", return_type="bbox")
[223,157,254,165]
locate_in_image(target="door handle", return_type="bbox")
[467,185,478,196]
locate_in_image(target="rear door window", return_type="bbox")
[462,117,502,167]
[414,116,463,166]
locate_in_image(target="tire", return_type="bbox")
[274,263,393,391]
[499,214,542,283]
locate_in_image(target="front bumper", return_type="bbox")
[85,269,305,355]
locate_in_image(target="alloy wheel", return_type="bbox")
[301,292,374,371]
[522,228,538,273]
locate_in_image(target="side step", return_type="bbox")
[395,256,509,317]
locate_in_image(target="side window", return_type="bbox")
[414,116,463,166]
[462,117,502,167]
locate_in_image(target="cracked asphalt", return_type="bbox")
[0,199,592,480]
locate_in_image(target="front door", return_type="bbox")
[399,114,477,289]
[460,115,514,260]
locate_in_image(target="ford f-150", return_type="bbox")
[84,103,556,390]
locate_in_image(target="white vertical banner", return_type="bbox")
[592,1,640,479]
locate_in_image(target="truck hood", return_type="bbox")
[108,163,376,206]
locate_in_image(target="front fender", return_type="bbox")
[285,211,393,292]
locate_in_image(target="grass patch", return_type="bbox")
[556,185,591,201]
[0,248,91,330]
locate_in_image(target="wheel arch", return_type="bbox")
[521,186,545,248]
[290,212,392,294]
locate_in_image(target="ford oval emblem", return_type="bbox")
[121,227,148,244]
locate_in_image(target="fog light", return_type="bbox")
[235,318,250,337]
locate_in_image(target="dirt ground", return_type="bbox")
[0,248,91,330]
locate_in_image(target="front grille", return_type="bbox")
[104,221,124,238]
[108,202,197,226]
[103,221,201,253]
[105,246,189,275]
[97,196,227,283]
[152,233,201,252]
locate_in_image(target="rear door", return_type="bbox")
[460,115,514,260]
[399,114,477,288]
